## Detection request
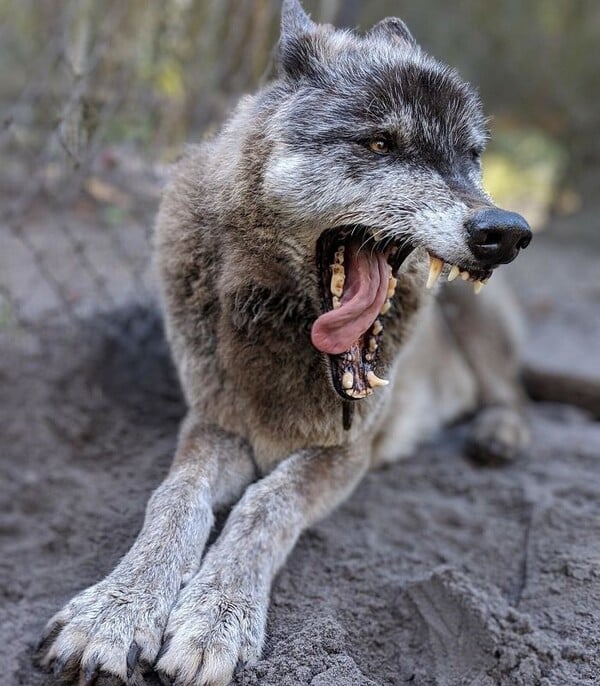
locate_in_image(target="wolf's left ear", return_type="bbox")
[281,0,314,35]
[368,17,418,48]
[279,0,320,79]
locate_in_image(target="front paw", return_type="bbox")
[38,573,176,684]
[156,572,267,686]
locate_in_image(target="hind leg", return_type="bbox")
[439,275,530,463]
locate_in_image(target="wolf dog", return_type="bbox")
[39,2,532,684]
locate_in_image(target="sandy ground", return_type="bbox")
[1,223,599,685]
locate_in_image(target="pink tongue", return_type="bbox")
[311,244,389,355]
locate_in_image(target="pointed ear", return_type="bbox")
[369,17,418,48]
[281,0,314,36]
[279,0,320,80]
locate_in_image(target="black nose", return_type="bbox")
[465,208,532,266]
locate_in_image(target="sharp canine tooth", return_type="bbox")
[387,276,397,298]
[342,371,354,389]
[448,265,460,281]
[367,370,389,387]
[460,270,470,281]
[380,299,391,315]
[473,280,485,294]
[426,255,444,289]
[372,319,383,335]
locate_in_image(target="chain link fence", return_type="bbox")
[0,0,361,354]
[1,0,597,347]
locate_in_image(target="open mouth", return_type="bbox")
[311,227,494,402]
[311,227,415,401]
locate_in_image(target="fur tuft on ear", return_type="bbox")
[281,0,314,36]
[279,0,319,80]
[369,17,418,48]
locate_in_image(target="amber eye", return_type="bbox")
[368,138,391,155]
[470,147,482,162]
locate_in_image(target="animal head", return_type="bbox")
[256,0,532,401]
[263,0,530,271]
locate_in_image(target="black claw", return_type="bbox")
[154,635,172,665]
[36,622,63,655]
[126,641,142,678]
[83,658,100,685]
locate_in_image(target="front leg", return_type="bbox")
[38,417,254,685]
[156,440,370,686]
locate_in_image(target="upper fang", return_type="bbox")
[426,255,444,289]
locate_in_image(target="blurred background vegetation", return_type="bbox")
[0,0,598,328]
[2,0,599,221]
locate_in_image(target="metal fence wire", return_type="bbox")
[0,1,361,345]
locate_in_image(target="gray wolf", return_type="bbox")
[39,2,532,684]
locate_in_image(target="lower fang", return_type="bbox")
[473,280,485,294]
[426,255,444,289]
[447,265,460,281]
[387,276,397,298]
[330,273,344,297]
[342,371,354,389]
[367,371,389,388]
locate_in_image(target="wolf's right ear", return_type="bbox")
[279,0,320,80]
[368,17,418,48]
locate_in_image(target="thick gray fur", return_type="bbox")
[40,2,530,684]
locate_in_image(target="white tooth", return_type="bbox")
[342,371,354,389]
[334,246,345,264]
[460,270,470,281]
[367,370,389,388]
[387,276,397,298]
[473,280,485,294]
[372,229,385,243]
[369,336,378,353]
[332,295,342,309]
[447,265,460,282]
[345,388,355,398]
[330,271,344,297]
[426,255,444,289]
[353,389,368,399]
[380,299,391,315]
[365,353,373,362]
[372,319,383,335]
